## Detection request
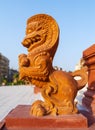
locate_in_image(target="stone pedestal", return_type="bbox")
[82,44,95,115]
[4,105,88,130]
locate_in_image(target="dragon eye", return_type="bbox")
[36,26,42,31]
[28,29,32,33]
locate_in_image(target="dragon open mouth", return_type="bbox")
[22,34,41,48]
[22,33,47,52]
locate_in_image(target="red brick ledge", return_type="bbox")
[5,105,88,129]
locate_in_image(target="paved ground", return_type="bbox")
[0,85,43,121]
[0,85,87,121]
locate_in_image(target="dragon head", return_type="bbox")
[22,14,59,59]
[22,20,47,52]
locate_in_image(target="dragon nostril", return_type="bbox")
[22,39,30,48]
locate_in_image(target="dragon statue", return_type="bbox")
[19,14,88,116]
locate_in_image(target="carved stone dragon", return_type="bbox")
[19,14,88,116]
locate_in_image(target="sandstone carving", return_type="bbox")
[19,14,88,116]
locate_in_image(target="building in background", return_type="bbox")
[0,53,19,85]
[8,69,18,82]
[75,58,85,70]
[0,53,9,83]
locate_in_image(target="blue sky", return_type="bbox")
[0,0,95,71]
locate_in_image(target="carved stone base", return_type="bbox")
[5,105,88,130]
[82,88,95,115]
